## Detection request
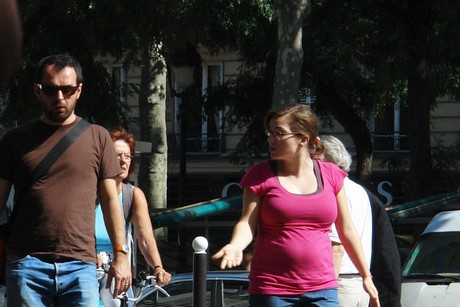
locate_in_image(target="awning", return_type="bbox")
[151,195,243,228]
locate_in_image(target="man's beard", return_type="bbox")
[43,106,73,123]
[48,112,70,123]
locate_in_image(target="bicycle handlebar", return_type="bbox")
[114,271,170,306]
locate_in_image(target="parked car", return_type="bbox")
[136,270,249,307]
[401,210,460,307]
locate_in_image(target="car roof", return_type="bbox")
[169,270,249,283]
[422,210,460,234]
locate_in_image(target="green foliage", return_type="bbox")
[205,69,273,164]
[431,137,460,173]
[1,0,128,128]
[4,0,460,182]
[378,156,409,174]
[205,69,273,162]
[300,0,460,118]
[379,137,460,176]
[302,1,387,116]
[197,0,460,188]
[179,0,278,163]
[424,137,460,192]
[181,0,275,56]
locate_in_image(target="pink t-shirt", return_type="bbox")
[240,159,346,295]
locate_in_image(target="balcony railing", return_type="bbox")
[371,132,409,152]
[167,133,228,158]
[167,132,410,158]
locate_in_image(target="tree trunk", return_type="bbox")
[138,45,168,212]
[407,59,433,200]
[406,3,433,201]
[317,81,374,182]
[272,0,311,106]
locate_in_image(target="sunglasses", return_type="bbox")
[37,83,79,96]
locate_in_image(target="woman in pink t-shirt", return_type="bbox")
[212,103,379,307]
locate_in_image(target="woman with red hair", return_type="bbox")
[95,128,171,306]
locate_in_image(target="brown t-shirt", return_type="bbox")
[0,117,122,263]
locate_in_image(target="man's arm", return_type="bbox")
[0,178,12,216]
[332,242,345,278]
[329,223,343,278]
[0,0,22,90]
[98,178,131,297]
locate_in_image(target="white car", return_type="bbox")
[401,210,460,307]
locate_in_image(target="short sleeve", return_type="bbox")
[240,161,275,196]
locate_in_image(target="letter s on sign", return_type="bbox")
[377,181,393,207]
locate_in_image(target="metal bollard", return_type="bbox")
[192,236,208,307]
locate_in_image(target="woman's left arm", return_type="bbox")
[335,188,380,307]
[131,186,171,285]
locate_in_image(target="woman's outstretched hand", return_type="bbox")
[211,244,243,269]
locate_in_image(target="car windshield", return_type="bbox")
[402,231,460,277]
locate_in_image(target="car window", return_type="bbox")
[222,280,249,307]
[137,279,249,307]
[403,232,460,276]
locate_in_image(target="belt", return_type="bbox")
[33,254,76,263]
[339,273,361,278]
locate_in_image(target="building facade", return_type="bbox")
[101,48,460,208]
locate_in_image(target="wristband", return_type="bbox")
[153,265,163,270]
[113,244,129,254]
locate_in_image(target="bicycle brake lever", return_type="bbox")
[138,271,147,280]
[154,285,170,297]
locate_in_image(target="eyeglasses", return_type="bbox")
[37,83,79,96]
[265,130,301,140]
[117,152,133,161]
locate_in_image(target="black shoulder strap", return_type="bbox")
[7,119,91,230]
[30,119,90,184]
[122,182,134,223]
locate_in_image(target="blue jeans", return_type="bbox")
[249,288,339,307]
[6,254,99,306]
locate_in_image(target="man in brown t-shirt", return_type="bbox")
[0,54,131,306]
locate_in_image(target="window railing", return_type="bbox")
[371,132,409,152]
[167,133,228,158]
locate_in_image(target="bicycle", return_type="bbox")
[115,271,170,307]
[98,265,170,307]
